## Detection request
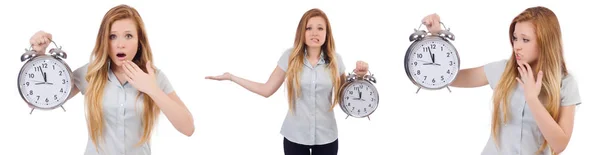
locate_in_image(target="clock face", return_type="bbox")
[406,39,459,89]
[341,81,379,118]
[18,57,72,109]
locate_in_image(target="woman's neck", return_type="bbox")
[306,47,321,59]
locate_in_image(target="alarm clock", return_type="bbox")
[404,22,460,93]
[338,71,379,120]
[18,40,73,114]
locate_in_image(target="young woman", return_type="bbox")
[205,8,369,155]
[422,6,581,155]
[27,4,194,155]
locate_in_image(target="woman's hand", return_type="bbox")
[205,72,233,81]
[422,13,442,34]
[515,62,543,101]
[354,61,369,77]
[29,31,53,55]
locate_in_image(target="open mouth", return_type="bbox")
[117,53,126,58]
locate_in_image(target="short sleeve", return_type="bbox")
[483,60,508,89]
[72,64,89,95]
[560,74,582,106]
[335,53,346,75]
[155,68,174,94]
[277,48,293,72]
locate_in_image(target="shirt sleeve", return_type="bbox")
[277,48,293,72]
[155,68,174,94]
[72,64,89,95]
[483,59,508,89]
[335,52,346,75]
[560,74,582,106]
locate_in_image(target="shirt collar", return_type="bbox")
[303,49,326,67]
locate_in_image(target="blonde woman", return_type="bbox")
[206,8,369,155]
[27,5,194,155]
[422,6,581,155]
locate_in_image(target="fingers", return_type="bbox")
[515,77,524,86]
[122,61,137,76]
[146,61,155,75]
[122,63,135,81]
[536,71,544,86]
[523,62,534,78]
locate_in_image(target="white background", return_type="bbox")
[0,0,597,154]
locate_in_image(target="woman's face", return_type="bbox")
[304,16,327,48]
[512,21,540,66]
[109,18,139,67]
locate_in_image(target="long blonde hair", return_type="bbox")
[84,4,158,151]
[286,8,342,112]
[491,6,568,154]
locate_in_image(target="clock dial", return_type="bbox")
[19,58,72,109]
[342,81,378,118]
[407,40,459,89]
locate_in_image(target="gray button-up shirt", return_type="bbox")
[277,48,346,145]
[481,60,582,155]
[72,62,174,155]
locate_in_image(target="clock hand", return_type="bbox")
[432,53,436,63]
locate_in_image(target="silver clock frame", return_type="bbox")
[18,40,73,114]
[338,71,379,120]
[404,22,461,94]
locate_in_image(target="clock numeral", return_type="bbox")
[60,88,64,93]
[364,108,367,112]
[449,61,453,66]
[447,52,450,57]
[26,82,30,86]
[360,85,364,89]
[413,61,417,66]
[62,79,66,84]
[29,90,33,95]
[423,47,431,53]
[371,98,374,101]
[35,67,40,72]
[430,44,436,49]
[53,65,55,70]
[59,71,62,76]
[417,53,423,59]
[346,97,349,100]
[417,70,421,75]
[424,76,427,80]
[42,63,48,68]
[368,104,372,107]
[354,87,359,91]
[441,46,444,51]
[441,76,445,81]
[45,98,49,102]
[358,109,361,113]
[28,73,34,78]
[36,95,40,101]
[349,91,353,95]
[347,102,351,106]
[54,95,58,100]
[432,78,436,83]
[447,69,451,74]
[370,92,373,95]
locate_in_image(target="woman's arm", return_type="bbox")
[449,66,489,88]
[206,66,286,98]
[527,99,575,153]
[148,90,195,137]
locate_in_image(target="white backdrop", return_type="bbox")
[0,0,597,154]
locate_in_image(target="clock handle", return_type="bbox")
[48,40,67,59]
[414,21,454,41]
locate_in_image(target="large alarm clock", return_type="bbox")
[404,22,460,93]
[18,40,73,114]
[339,71,379,120]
